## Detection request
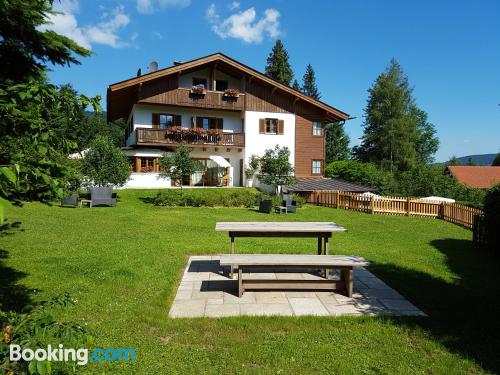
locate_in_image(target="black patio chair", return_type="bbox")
[259,199,273,214]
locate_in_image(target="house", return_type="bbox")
[107,53,349,188]
[445,166,500,189]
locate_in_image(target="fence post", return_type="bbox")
[336,191,340,208]
[370,195,374,214]
[406,197,411,216]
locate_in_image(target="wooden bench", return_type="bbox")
[219,254,369,298]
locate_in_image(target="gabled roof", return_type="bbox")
[446,166,500,189]
[107,52,349,121]
[284,178,377,193]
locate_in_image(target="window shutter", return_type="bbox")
[216,118,223,132]
[152,113,160,129]
[191,116,196,128]
[277,119,284,135]
[173,114,182,127]
[259,119,265,134]
[196,117,203,128]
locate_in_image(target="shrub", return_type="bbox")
[152,189,262,208]
[484,184,500,251]
[82,135,130,187]
[0,294,90,375]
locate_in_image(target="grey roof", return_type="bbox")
[284,178,377,193]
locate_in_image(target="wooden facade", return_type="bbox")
[295,113,325,177]
[136,128,245,147]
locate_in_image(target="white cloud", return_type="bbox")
[206,4,280,44]
[42,1,131,49]
[228,1,240,10]
[152,31,164,40]
[136,0,191,14]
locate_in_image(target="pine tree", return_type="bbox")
[325,122,350,163]
[292,79,300,91]
[447,155,462,166]
[353,59,435,172]
[301,64,321,99]
[265,40,293,86]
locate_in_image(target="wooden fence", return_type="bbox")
[302,190,484,230]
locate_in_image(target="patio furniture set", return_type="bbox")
[258,194,298,214]
[216,222,369,298]
[60,187,117,208]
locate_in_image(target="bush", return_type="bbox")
[152,189,262,208]
[484,184,500,251]
[0,294,90,375]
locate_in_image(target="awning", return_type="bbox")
[209,155,231,168]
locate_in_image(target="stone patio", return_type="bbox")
[169,256,426,318]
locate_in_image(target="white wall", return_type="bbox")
[178,68,243,91]
[121,173,171,189]
[126,104,244,146]
[243,111,296,184]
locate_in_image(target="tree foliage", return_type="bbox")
[258,145,295,194]
[301,64,321,100]
[264,40,294,86]
[292,79,300,91]
[0,0,91,84]
[159,146,202,191]
[82,135,130,187]
[492,153,500,166]
[0,81,100,201]
[325,122,350,163]
[353,59,438,171]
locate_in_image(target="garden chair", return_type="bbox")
[88,187,117,207]
[61,192,78,208]
[258,199,273,214]
[282,194,297,213]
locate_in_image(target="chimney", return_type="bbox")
[173,61,182,66]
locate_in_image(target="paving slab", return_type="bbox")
[168,256,426,318]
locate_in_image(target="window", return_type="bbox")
[313,122,322,136]
[159,114,174,129]
[140,158,156,173]
[192,77,207,88]
[265,118,278,134]
[215,80,228,92]
[197,117,222,131]
[312,160,322,174]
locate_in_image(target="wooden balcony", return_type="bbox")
[136,128,245,147]
[139,87,244,111]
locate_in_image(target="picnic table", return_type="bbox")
[215,222,346,277]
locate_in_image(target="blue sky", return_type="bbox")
[46,0,500,162]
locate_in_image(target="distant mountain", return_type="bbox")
[456,154,497,166]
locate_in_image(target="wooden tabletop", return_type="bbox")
[219,254,368,267]
[215,222,346,233]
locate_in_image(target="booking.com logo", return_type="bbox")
[10,344,136,366]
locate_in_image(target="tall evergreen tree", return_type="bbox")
[353,59,424,172]
[301,64,321,100]
[411,105,439,164]
[325,122,350,163]
[265,40,293,86]
[292,79,300,91]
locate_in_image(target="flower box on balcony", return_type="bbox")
[223,88,240,98]
[190,85,207,95]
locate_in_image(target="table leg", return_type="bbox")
[324,236,330,278]
[317,237,322,255]
[341,268,353,297]
[238,267,243,297]
[230,235,235,278]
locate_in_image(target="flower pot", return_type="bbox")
[246,179,253,188]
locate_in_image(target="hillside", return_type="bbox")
[456,154,497,165]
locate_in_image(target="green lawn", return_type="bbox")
[1,189,500,374]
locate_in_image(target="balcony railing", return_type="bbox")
[139,87,244,111]
[136,128,245,147]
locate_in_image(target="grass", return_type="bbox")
[1,189,500,374]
